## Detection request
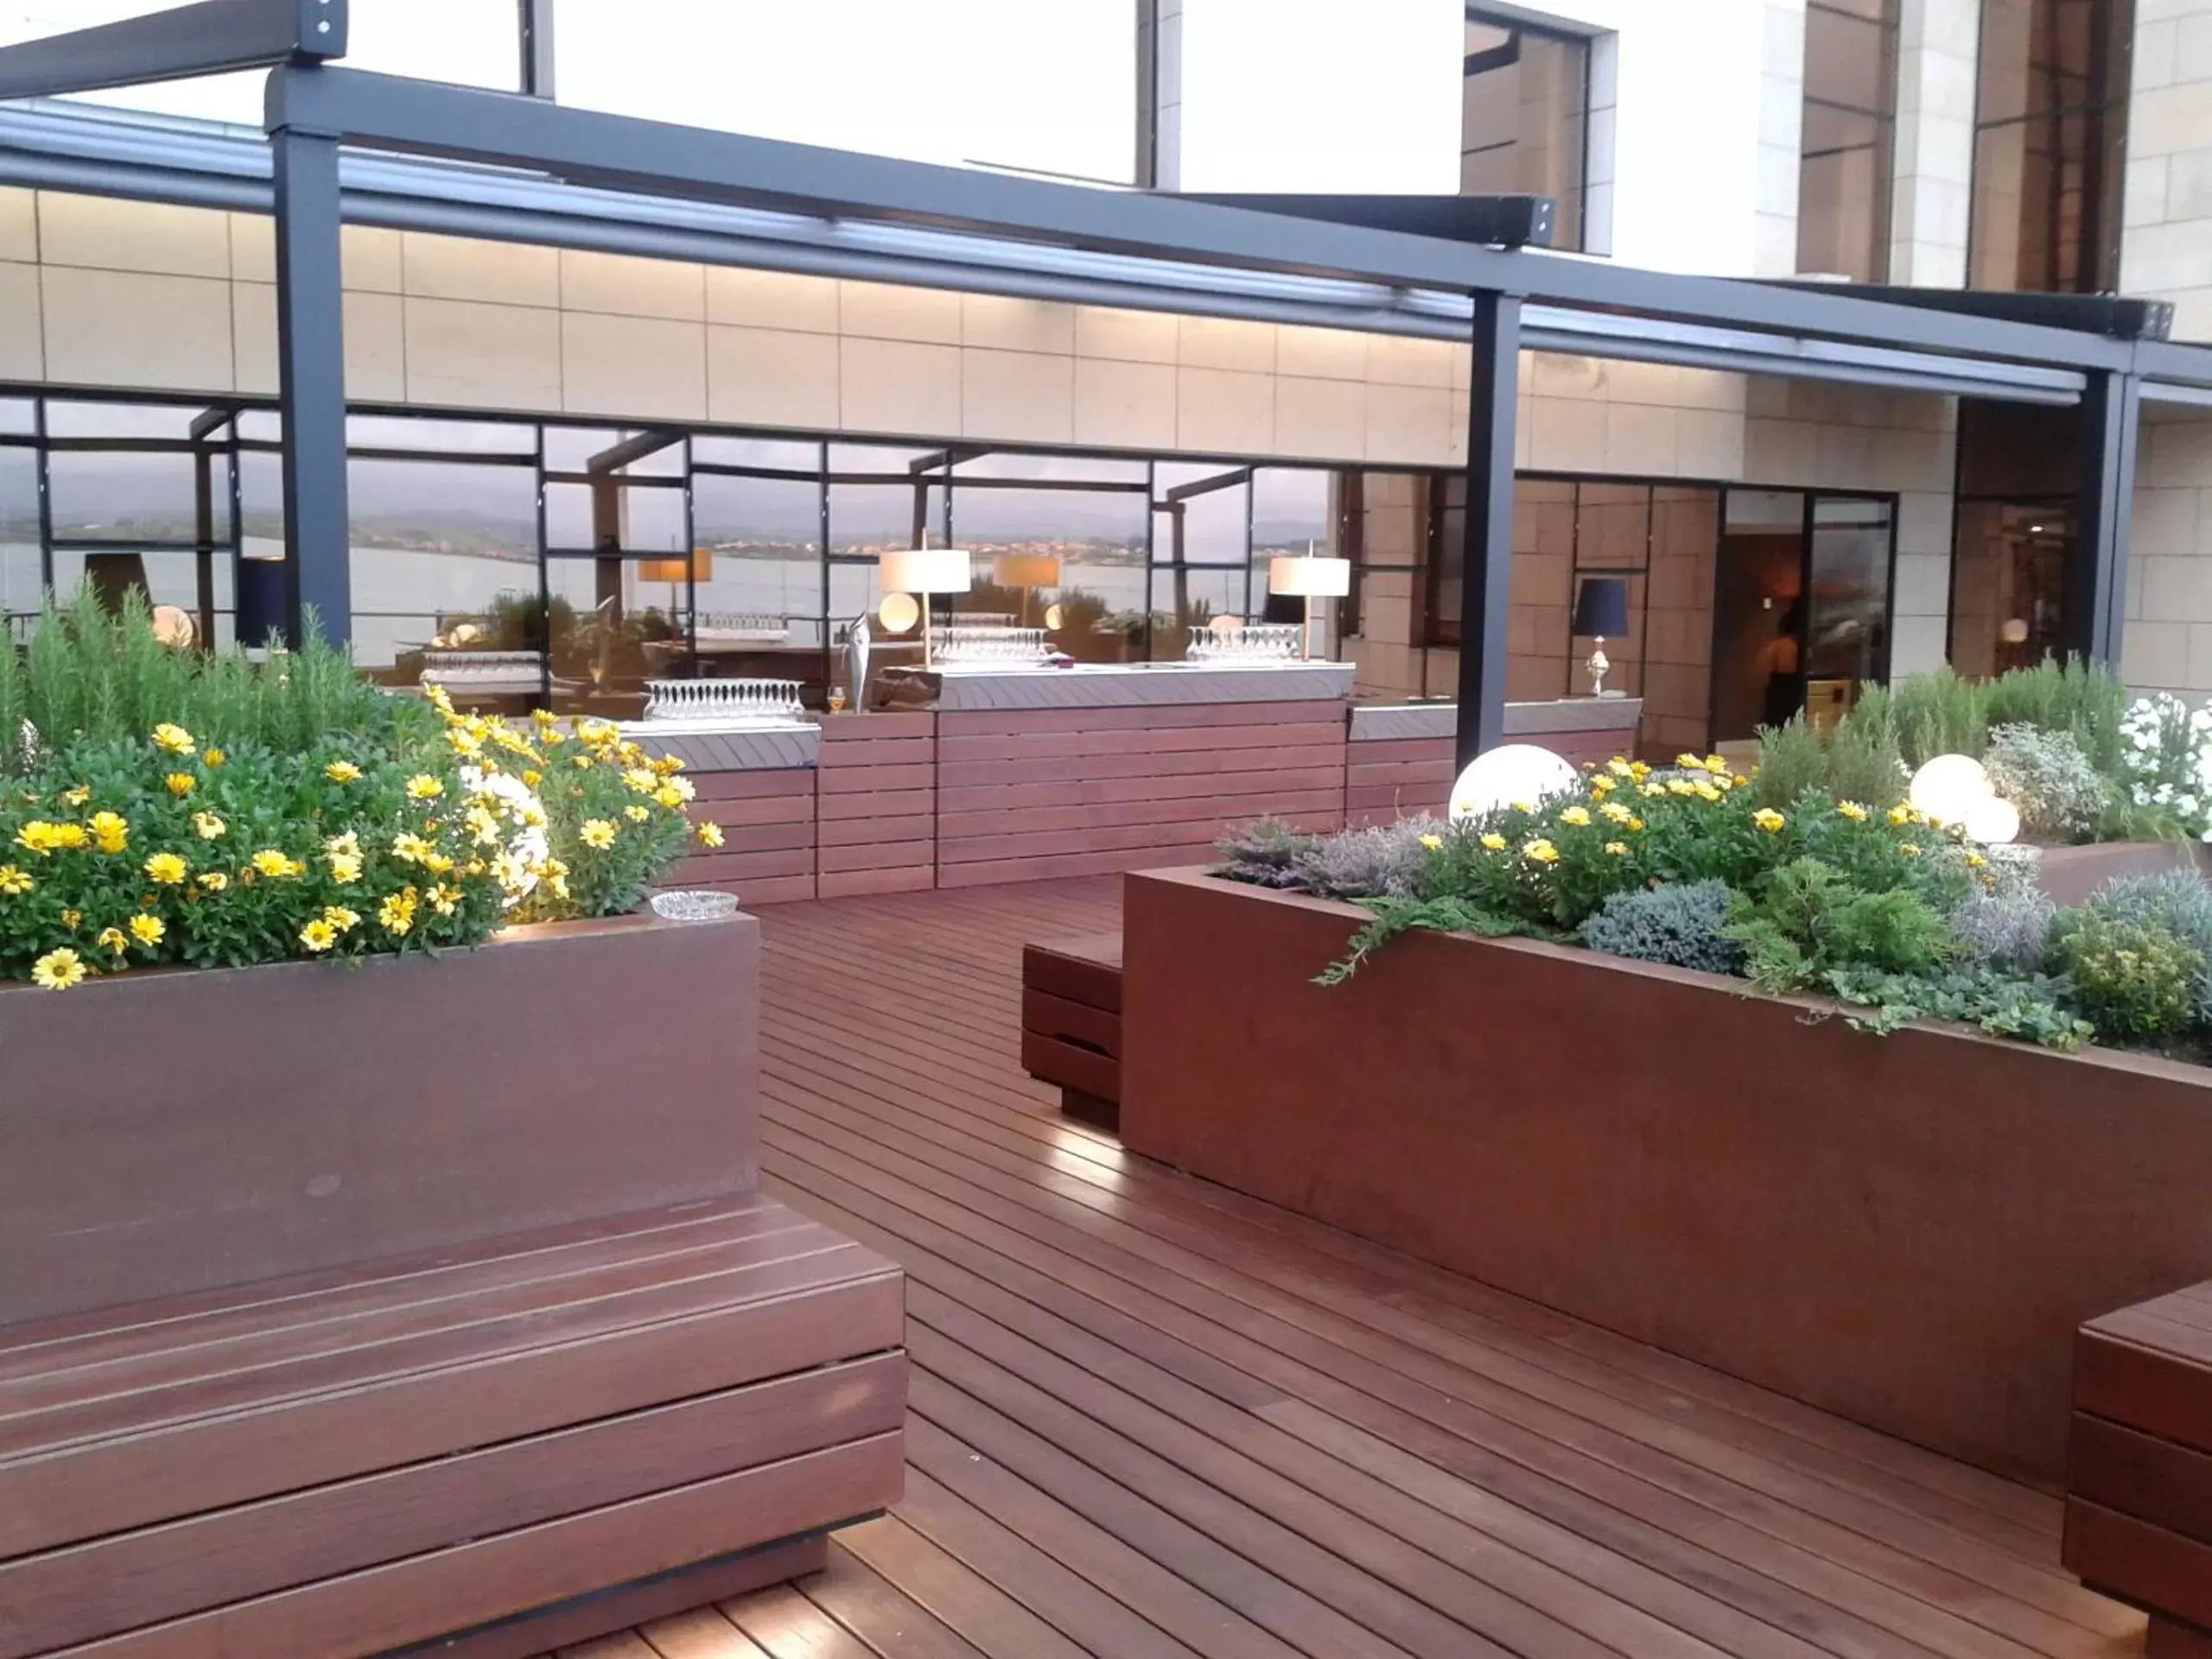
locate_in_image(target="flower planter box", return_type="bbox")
[1120,867,2212,1484]
[0,911,761,1327]
[2032,839,2208,906]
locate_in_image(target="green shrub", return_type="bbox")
[1823,966,2093,1048]
[1295,817,1439,899]
[1577,879,1743,975]
[1982,655,2129,776]
[1889,665,1987,767]
[1722,856,1954,990]
[1824,700,1908,809]
[1216,816,1318,889]
[2049,913,2205,1041]
[1948,887,2055,975]
[1983,723,2110,840]
[1751,716,1826,810]
[2064,868,2212,1025]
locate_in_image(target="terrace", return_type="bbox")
[564,879,2136,1659]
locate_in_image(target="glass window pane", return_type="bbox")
[1806,496,1893,690]
[238,450,284,559]
[545,560,690,719]
[48,451,213,543]
[830,481,934,556]
[346,459,540,702]
[952,484,1148,658]
[545,480,686,553]
[690,435,823,471]
[543,426,685,475]
[347,414,537,455]
[1461,17,1589,252]
[0,448,41,617]
[951,450,1149,484]
[830,442,944,476]
[0,400,35,437]
[238,410,283,443]
[1152,464,1249,564]
[1148,565,1251,660]
[1797,0,1897,283]
[44,401,202,440]
[691,474,823,647]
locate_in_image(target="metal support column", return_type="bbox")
[2066,369,2140,664]
[270,120,350,646]
[1455,289,1522,771]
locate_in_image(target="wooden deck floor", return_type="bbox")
[569,878,2144,1659]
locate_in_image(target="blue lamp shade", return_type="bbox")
[236,555,289,646]
[1571,577,1630,639]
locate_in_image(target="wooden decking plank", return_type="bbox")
[621,879,2132,1659]
[755,1092,2102,1656]
[759,1112,2082,1659]
[635,1606,774,1659]
[788,1544,992,1659]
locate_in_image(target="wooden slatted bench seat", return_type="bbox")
[1020,932,1123,1131]
[2067,1281,2212,1656]
[0,1194,905,1659]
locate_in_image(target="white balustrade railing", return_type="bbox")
[419,650,545,691]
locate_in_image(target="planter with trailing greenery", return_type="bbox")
[1116,658,2212,1482]
[0,597,753,1325]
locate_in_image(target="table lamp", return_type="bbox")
[992,551,1061,626]
[878,541,974,670]
[1267,544,1351,662]
[1570,576,1629,697]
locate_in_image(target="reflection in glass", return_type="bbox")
[953,482,1148,660]
[1798,0,1898,283]
[543,426,685,476]
[348,415,537,455]
[43,401,201,441]
[1805,496,1893,728]
[1462,14,1589,251]
[1950,501,2069,677]
[1968,0,2132,293]
[346,459,540,710]
[544,478,687,554]
[544,560,688,719]
[690,473,824,655]
[691,435,822,471]
[0,448,41,619]
[48,451,212,543]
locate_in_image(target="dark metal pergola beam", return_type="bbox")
[0,0,341,100]
[1457,295,1520,768]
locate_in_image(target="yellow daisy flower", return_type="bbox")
[200,747,225,767]
[324,760,362,784]
[128,913,164,948]
[0,864,31,895]
[1604,842,1630,856]
[695,821,725,849]
[580,818,617,849]
[1478,832,1507,850]
[150,723,194,756]
[298,918,338,952]
[31,947,86,989]
[164,772,195,798]
[404,775,444,801]
[192,811,226,840]
[1836,801,1869,822]
[96,926,128,957]
[251,849,302,879]
[143,852,188,885]
[1558,806,1591,827]
[378,891,418,936]
[1417,832,1444,851]
[1522,839,1560,865]
[327,851,364,885]
[59,785,90,808]
[322,905,360,931]
[197,871,229,892]
[1751,808,1786,833]
[624,804,651,823]
[88,810,129,854]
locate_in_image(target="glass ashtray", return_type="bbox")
[650,889,741,922]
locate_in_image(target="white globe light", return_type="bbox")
[1963,794,2021,846]
[1449,744,1580,821]
[1908,754,1993,826]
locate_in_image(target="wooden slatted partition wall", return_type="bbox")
[679,767,818,905]
[934,700,1349,887]
[815,712,938,898]
[1345,735,1455,826]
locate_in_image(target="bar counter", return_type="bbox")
[627,663,1642,901]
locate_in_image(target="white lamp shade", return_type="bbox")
[1907,754,1993,826]
[1448,744,1579,820]
[993,552,1062,588]
[878,546,974,595]
[1268,555,1351,598]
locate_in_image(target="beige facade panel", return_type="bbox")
[1177,314,1276,374]
[1072,304,1180,364]
[1275,323,1370,382]
[43,267,232,391]
[38,194,230,280]
[1070,355,1177,448]
[1602,401,1678,475]
[342,226,405,295]
[1175,365,1274,454]
[705,324,841,429]
[839,335,961,436]
[959,293,1076,354]
[1527,395,1609,472]
[2127,407,2212,696]
[1272,374,1368,462]
[839,279,962,344]
[559,249,707,321]
[402,296,561,410]
[344,292,408,404]
[1675,408,1748,478]
[230,213,274,284]
[960,346,1075,444]
[0,262,40,381]
[702,265,840,334]
[1365,334,1455,390]
[562,311,709,421]
[1364,382,1454,465]
[232,282,276,395]
[401,232,561,308]
[0,188,35,264]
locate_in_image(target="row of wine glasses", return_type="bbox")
[1186,623,1299,661]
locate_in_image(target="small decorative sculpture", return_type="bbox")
[844,611,872,714]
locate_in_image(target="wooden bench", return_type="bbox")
[0,1194,905,1659]
[2067,1281,2212,1656]
[1021,932,1124,1131]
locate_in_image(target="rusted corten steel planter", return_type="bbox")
[1121,866,2212,1484]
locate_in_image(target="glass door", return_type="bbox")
[1802,494,1894,731]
